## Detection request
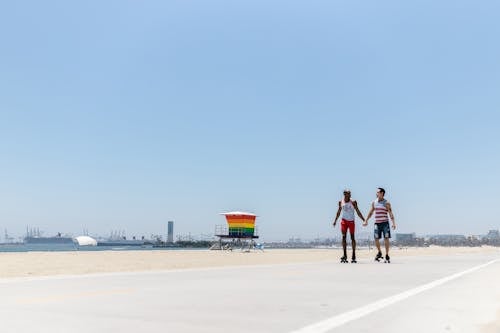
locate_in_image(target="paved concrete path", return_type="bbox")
[0,252,498,333]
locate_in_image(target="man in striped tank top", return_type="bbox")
[333,189,365,263]
[364,188,396,263]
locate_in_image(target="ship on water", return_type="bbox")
[97,239,145,246]
[24,227,75,248]
[21,228,153,250]
[96,231,151,247]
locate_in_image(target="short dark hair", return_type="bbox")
[378,187,385,195]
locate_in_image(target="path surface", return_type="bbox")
[0,252,498,332]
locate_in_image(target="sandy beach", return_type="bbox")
[0,246,498,278]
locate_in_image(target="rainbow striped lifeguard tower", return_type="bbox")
[213,211,259,250]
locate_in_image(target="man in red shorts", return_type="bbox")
[333,189,365,263]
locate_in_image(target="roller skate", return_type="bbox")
[351,255,357,263]
[340,255,348,263]
[375,251,383,262]
[384,254,390,263]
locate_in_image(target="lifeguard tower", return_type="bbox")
[212,211,260,251]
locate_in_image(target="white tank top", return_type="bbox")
[341,199,355,221]
[374,199,389,223]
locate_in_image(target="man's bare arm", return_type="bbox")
[333,201,342,226]
[364,203,374,226]
[353,201,365,222]
[386,202,396,229]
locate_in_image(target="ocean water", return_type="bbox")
[0,243,186,253]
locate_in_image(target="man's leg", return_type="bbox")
[384,238,390,256]
[349,222,356,258]
[374,224,382,253]
[350,233,356,258]
[383,222,391,256]
[342,233,347,258]
[374,224,383,261]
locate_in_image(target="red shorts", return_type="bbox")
[341,219,355,235]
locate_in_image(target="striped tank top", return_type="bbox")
[341,200,355,221]
[374,199,389,223]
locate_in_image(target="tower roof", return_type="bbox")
[220,211,257,217]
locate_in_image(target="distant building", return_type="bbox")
[395,233,416,245]
[428,234,467,246]
[485,230,499,240]
[167,221,174,243]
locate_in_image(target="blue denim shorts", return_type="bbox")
[374,222,391,239]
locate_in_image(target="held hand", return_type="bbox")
[362,221,368,227]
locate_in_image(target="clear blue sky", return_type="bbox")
[0,1,499,241]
